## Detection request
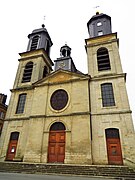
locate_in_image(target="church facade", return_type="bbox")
[0,12,135,166]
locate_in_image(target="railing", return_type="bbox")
[124,157,135,165]
[0,155,5,159]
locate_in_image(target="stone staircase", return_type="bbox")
[0,162,135,179]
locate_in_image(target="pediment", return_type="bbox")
[33,69,89,86]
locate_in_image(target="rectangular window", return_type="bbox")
[0,111,4,119]
[16,94,26,114]
[97,22,102,26]
[101,83,115,107]
[98,31,103,36]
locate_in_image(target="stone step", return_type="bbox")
[0,162,135,179]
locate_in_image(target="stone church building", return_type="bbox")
[0,12,135,166]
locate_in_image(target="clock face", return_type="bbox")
[50,89,68,110]
[59,61,66,68]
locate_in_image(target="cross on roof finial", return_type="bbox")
[42,16,46,28]
[93,5,100,14]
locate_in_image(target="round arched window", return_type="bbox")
[50,89,68,110]
[50,122,66,131]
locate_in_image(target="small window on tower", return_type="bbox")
[0,111,4,119]
[101,83,115,107]
[16,93,27,114]
[45,40,50,55]
[97,47,111,71]
[43,66,48,78]
[98,31,103,36]
[22,62,33,83]
[30,35,39,50]
[97,22,102,26]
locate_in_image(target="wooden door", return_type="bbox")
[106,138,123,165]
[6,140,18,161]
[48,131,65,163]
[106,129,123,165]
[6,132,19,161]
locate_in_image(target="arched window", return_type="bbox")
[10,132,19,141]
[101,83,115,107]
[97,47,111,71]
[105,128,120,139]
[50,122,66,131]
[16,93,27,114]
[22,62,33,83]
[30,35,39,50]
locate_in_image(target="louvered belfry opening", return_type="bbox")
[22,62,33,83]
[30,35,39,50]
[97,47,111,71]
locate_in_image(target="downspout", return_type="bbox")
[88,76,93,164]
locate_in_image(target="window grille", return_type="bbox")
[16,94,26,114]
[97,47,111,71]
[22,62,33,83]
[101,83,115,107]
[30,35,39,50]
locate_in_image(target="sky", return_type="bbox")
[0,0,135,125]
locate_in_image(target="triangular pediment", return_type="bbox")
[33,69,89,86]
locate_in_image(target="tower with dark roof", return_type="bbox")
[13,24,54,89]
[85,12,135,165]
[87,12,112,37]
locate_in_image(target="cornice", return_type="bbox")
[5,111,90,121]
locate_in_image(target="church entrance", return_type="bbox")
[105,128,123,165]
[48,122,66,163]
[6,132,19,161]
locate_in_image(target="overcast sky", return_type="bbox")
[0,0,135,125]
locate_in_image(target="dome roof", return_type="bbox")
[87,12,111,25]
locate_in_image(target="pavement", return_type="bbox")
[0,172,119,180]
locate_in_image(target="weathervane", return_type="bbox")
[43,16,46,23]
[93,5,100,14]
[42,16,46,28]
[94,5,100,9]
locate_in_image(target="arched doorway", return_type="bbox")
[105,128,123,165]
[48,122,66,163]
[6,132,19,161]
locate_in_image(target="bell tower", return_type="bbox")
[13,24,53,89]
[54,44,77,72]
[86,12,135,165]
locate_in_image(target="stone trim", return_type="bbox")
[90,73,126,81]
[92,110,132,116]
[5,111,91,121]
[35,77,90,87]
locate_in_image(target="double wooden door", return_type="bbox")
[48,130,65,163]
[106,138,123,165]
